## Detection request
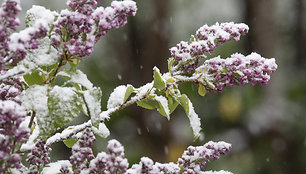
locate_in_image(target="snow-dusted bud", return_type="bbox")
[26,137,51,173]
[69,128,95,174]
[87,139,129,173]
[195,52,278,93]
[0,100,29,173]
[177,141,232,173]
[169,22,249,74]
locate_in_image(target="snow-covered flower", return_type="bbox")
[195,52,278,93]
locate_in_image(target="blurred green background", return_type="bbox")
[10,0,306,173]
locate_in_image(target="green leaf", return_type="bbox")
[137,96,159,110]
[153,67,166,90]
[168,57,175,73]
[137,95,170,119]
[167,95,179,114]
[63,138,78,148]
[48,86,83,129]
[177,94,189,115]
[124,85,134,103]
[83,87,102,128]
[198,84,207,97]
[23,71,44,86]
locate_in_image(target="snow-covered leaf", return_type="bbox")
[137,95,170,120]
[22,85,51,135]
[83,87,102,127]
[48,86,83,129]
[177,94,202,139]
[92,122,110,139]
[69,70,93,90]
[153,66,166,90]
[107,85,134,109]
[124,85,134,103]
[23,70,44,85]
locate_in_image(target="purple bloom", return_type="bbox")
[169,22,249,74]
[177,141,232,173]
[0,100,29,173]
[26,137,51,173]
[195,52,278,93]
[52,0,136,58]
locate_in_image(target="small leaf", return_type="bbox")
[124,85,134,103]
[168,57,175,73]
[153,67,166,90]
[177,94,189,115]
[23,71,44,86]
[92,123,110,139]
[63,138,78,148]
[198,84,207,97]
[166,77,175,83]
[167,95,179,114]
[84,87,102,128]
[137,96,159,110]
[154,95,170,120]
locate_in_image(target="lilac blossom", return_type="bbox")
[52,0,137,58]
[177,141,232,173]
[0,0,21,70]
[0,100,29,173]
[170,22,249,74]
[0,0,48,70]
[26,137,51,173]
[0,75,22,103]
[83,139,129,174]
[69,128,95,174]
[195,52,278,93]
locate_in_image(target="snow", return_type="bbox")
[107,85,128,109]
[91,122,110,138]
[21,37,59,70]
[187,98,202,138]
[42,160,72,174]
[46,120,91,145]
[69,70,93,89]
[26,5,58,28]
[20,119,40,151]
[154,94,170,119]
[22,85,50,133]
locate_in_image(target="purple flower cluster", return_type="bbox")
[0,100,29,173]
[196,52,278,93]
[52,0,137,58]
[86,139,129,173]
[126,157,180,174]
[69,128,95,174]
[0,0,48,70]
[177,141,232,173]
[170,22,249,74]
[0,0,21,70]
[0,75,22,103]
[26,137,51,174]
